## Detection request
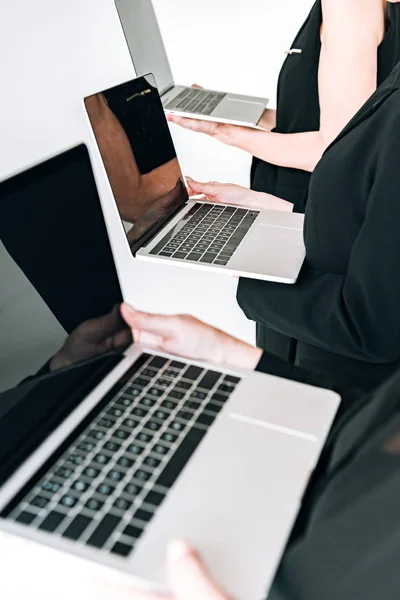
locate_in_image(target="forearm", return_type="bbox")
[257,108,277,131]
[252,190,294,212]
[224,127,326,173]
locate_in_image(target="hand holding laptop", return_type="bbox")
[120,304,262,371]
[167,106,275,141]
[186,178,294,212]
[99,539,230,600]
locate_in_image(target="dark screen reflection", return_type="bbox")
[84,74,188,246]
[0,145,132,394]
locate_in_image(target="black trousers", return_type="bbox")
[256,323,297,363]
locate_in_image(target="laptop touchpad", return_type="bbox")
[230,223,305,282]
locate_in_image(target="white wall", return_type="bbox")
[0,0,312,384]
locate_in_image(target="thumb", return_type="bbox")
[186,178,223,199]
[167,540,226,600]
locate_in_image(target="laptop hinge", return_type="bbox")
[129,201,187,255]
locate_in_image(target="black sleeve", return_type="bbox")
[238,120,400,364]
[275,465,400,600]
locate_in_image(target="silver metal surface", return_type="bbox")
[0,347,339,599]
[129,371,339,599]
[138,204,305,284]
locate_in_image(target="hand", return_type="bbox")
[166,113,235,142]
[186,178,293,212]
[50,306,132,371]
[97,540,231,600]
[120,304,262,371]
[166,83,240,145]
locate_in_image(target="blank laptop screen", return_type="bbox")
[84,74,188,249]
[0,144,132,395]
[115,0,175,96]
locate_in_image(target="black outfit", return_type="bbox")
[238,62,400,394]
[254,350,400,600]
[247,0,400,361]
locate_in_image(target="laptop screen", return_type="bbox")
[0,143,133,394]
[0,144,133,483]
[84,74,188,250]
[115,0,175,96]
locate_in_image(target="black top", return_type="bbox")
[251,0,400,213]
[255,351,400,600]
[238,62,400,392]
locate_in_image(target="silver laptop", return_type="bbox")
[0,145,339,599]
[114,0,268,128]
[84,74,305,283]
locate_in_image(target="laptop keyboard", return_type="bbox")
[150,202,259,265]
[5,354,240,558]
[164,88,226,116]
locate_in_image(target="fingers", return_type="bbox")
[120,304,179,338]
[167,540,226,600]
[185,178,222,198]
[167,114,210,131]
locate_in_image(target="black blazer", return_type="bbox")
[238,62,400,392]
[255,351,400,600]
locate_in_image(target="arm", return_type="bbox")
[238,113,400,363]
[169,0,385,172]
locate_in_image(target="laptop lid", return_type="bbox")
[115,0,175,96]
[0,144,133,484]
[84,74,189,254]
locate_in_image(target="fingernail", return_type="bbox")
[186,176,193,182]
[167,539,191,561]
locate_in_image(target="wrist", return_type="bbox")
[49,349,71,372]
[220,333,263,371]
[258,192,294,212]
[215,123,239,146]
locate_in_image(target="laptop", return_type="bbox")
[114,0,269,128]
[84,74,305,283]
[0,144,339,599]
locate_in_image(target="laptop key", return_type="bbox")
[149,356,168,368]
[39,511,65,532]
[143,490,165,507]
[85,498,104,512]
[196,412,217,427]
[63,515,91,541]
[113,497,133,511]
[111,541,134,557]
[200,253,218,264]
[184,366,203,381]
[30,495,50,509]
[133,508,153,524]
[87,514,121,548]
[156,427,206,489]
[198,370,221,390]
[124,482,143,496]
[15,511,36,525]
[186,253,202,262]
[123,524,143,540]
[224,375,241,384]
